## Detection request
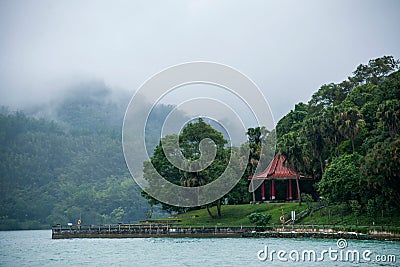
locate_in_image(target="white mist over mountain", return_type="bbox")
[1,0,399,120]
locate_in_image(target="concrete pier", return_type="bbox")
[51,224,400,241]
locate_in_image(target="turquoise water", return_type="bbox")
[0,230,399,266]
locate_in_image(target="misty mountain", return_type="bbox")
[26,81,129,136]
[0,82,176,230]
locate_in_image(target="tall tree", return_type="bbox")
[246,126,267,174]
[321,106,343,156]
[278,132,309,205]
[276,103,308,138]
[350,56,399,86]
[300,116,325,176]
[361,138,400,209]
[308,83,350,114]
[143,119,229,218]
[335,108,365,153]
[377,99,400,138]
[317,154,364,204]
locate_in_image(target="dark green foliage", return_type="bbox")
[0,110,149,230]
[308,83,350,114]
[361,137,400,208]
[349,55,399,86]
[276,103,308,138]
[142,119,230,216]
[317,154,364,203]
[376,99,400,138]
[275,55,400,215]
[248,212,272,227]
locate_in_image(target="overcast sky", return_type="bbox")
[0,0,399,120]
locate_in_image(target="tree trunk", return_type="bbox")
[319,156,324,175]
[251,179,256,203]
[335,136,340,156]
[296,176,302,206]
[351,139,355,153]
[217,199,222,218]
[206,205,214,218]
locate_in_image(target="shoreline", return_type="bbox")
[242,231,400,241]
[51,224,400,241]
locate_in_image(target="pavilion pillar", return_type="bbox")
[271,180,276,200]
[288,179,293,200]
[286,180,289,200]
[261,180,265,200]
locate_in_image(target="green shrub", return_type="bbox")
[248,212,272,227]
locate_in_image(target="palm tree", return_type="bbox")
[246,127,266,202]
[377,99,400,138]
[301,116,325,175]
[335,108,364,153]
[278,132,306,205]
[323,106,343,156]
[246,127,267,170]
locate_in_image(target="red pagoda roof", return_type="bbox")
[249,154,312,180]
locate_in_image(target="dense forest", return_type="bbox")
[0,83,171,230]
[276,56,400,217]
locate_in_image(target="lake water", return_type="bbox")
[0,230,399,266]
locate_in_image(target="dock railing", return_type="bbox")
[52,223,400,240]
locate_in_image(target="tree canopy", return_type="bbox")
[143,119,230,217]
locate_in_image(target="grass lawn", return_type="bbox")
[300,204,400,227]
[171,203,308,227]
[146,202,400,233]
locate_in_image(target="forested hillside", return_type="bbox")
[277,56,400,217]
[1,56,399,229]
[140,56,400,223]
[0,83,170,230]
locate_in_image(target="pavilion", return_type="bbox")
[248,154,313,202]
